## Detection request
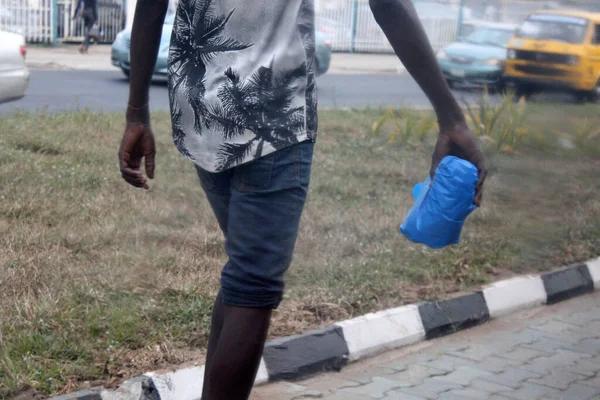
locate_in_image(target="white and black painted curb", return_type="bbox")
[52,257,600,400]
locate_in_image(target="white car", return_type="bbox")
[0,30,30,104]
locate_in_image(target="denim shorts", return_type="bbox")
[195,141,314,309]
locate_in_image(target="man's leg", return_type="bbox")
[204,305,272,400]
[82,14,94,52]
[194,167,232,398]
[201,291,224,398]
[203,141,314,400]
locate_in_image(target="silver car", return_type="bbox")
[0,30,30,104]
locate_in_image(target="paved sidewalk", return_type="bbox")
[25,45,403,75]
[252,291,600,400]
[328,53,403,75]
[26,45,114,71]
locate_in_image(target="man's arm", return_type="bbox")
[369,0,462,129]
[118,0,169,190]
[369,0,487,204]
[126,0,169,121]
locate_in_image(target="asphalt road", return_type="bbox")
[0,70,492,115]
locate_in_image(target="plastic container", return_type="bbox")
[400,156,478,249]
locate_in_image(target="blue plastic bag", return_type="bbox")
[400,156,478,249]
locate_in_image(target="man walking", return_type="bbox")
[72,0,98,54]
[118,0,487,399]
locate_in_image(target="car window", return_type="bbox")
[517,14,589,44]
[594,24,600,45]
[465,28,514,47]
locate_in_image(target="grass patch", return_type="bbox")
[0,104,599,397]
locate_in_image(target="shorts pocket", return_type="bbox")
[234,152,275,192]
[195,165,217,191]
[297,141,314,186]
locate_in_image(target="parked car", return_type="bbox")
[505,10,600,102]
[437,22,517,91]
[0,30,30,104]
[314,31,332,75]
[316,15,351,46]
[112,13,332,78]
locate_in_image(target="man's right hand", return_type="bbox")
[118,119,156,190]
[118,0,168,189]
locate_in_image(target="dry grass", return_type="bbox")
[0,104,599,397]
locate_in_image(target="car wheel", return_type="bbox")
[515,83,535,101]
[587,78,600,103]
[495,80,508,95]
[122,69,130,80]
[573,90,587,104]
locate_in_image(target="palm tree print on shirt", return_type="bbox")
[168,0,251,132]
[207,62,307,171]
[298,0,318,139]
[170,91,195,160]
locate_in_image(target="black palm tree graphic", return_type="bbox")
[168,0,251,131]
[207,62,307,170]
[298,0,318,139]
[170,94,195,160]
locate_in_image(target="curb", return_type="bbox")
[51,257,600,400]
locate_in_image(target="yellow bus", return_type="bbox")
[505,10,600,102]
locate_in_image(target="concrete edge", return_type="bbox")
[587,257,600,289]
[482,275,547,318]
[50,387,103,400]
[51,260,599,400]
[145,366,204,400]
[335,304,425,363]
[263,325,349,381]
[541,263,595,305]
[419,291,490,340]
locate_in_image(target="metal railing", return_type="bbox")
[316,0,460,53]
[57,0,124,43]
[3,0,599,48]
[0,0,123,44]
[0,0,55,43]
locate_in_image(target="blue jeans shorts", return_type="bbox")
[195,141,314,309]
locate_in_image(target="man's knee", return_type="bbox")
[220,277,283,310]
[220,257,286,310]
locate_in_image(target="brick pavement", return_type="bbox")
[252,291,600,400]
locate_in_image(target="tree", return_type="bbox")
[298,0,318,140]
[170,93,195,160]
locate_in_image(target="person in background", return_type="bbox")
[73,0,98,54]
[118,0,487,399]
